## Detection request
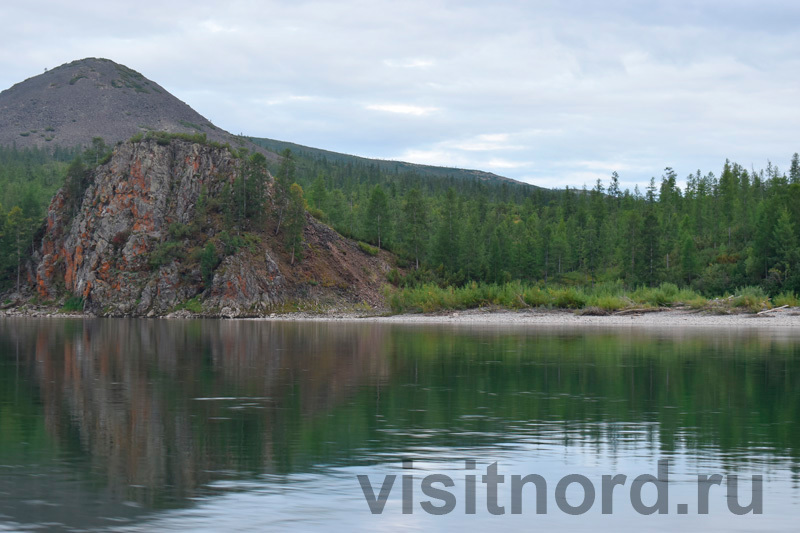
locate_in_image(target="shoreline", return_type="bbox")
[3,306,800,328]
[261,307,800,328]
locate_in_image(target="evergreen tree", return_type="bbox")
[364,184,390,250]
[308,174,328,212]
[430,187,458,270]
[285,183,306,265]
[771,208,798,285]
[5,206,30,295]
[790,153,800,185]
[64,156,88,217]
[200,242,218,286]
[273,149,295,235]
[401,188,428,270]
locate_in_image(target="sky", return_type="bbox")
[1,0,799,191]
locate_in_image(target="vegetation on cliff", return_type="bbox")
[18,137,389,316]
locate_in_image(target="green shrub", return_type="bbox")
[168,222,191,239]
[145,131,208,146]
[732,286,769,312]
[586,294,628,311]
[549,287,587,309]
[384,280,717,314]
[61,296,84,312]
[242,232,261,252]
[174,296,203,314]
[386,268,403,286]
[522,286,550,307]
[149,241,185,268]
[773,291,799,308]
[358,241,379,256]
[217,231,245,256]
[686,295,709,309]
[629,283,696,307]
[658,282,680,299]
[308,207,327,221]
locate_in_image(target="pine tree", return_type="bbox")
[5,206,30,295]
[273,149,295,235]
[551,218,568,276]
[772,207,798,284]
[679,216,698,283]
[790,153,800,185]
[431,187,458,270]
[64,156,88,217]
[200,242,218,286]
[401,188,428,270]
[364,185,390,250]
[285,184,306,265]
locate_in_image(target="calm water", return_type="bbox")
[0,318,799,531]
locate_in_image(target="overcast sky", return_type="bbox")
[2,0,799,190]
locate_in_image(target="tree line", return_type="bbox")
[280,150,800,296]
[1,135,799,298]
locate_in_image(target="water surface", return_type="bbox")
[0,318,798,531]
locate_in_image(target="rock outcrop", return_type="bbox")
[32,138,392,316]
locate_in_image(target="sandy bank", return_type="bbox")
[262,307,800,329]
[4,306,800,330]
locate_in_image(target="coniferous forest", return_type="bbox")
[1,136,800,311]
[268,144,800,300]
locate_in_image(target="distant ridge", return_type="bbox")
[248,136,536,188]
[0,57,271,157]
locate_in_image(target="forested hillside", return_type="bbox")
[249,136,534,187]
[0,143,83,289]
[1,133,799,304]
[275,148,800,296]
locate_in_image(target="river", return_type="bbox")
[0,318,798,531]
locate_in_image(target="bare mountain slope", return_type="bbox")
[0,57,264,155]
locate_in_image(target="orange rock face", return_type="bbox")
[31,137,392,316]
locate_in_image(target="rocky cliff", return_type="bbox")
[31,138,392,316]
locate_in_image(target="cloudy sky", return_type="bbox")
[1,0,799,190]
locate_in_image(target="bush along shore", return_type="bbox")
[383,281,799,315]
[2,282,798,319]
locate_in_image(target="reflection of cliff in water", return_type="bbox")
[2,320,800,530]
[0,318,391,521]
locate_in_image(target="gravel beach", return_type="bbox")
[263,307,800,329]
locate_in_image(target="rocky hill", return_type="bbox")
[29,137,393,317]
[0,58,272,158]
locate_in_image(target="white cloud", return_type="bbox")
[365,104,439,116]
[2,0,799,189]
[486,158,530,170]
[383,58,435,69]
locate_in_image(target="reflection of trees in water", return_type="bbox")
[2,319,391,506]
[383,327,800,461]
[1,320,800,520]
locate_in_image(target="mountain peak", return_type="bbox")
[0,57,247,151]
